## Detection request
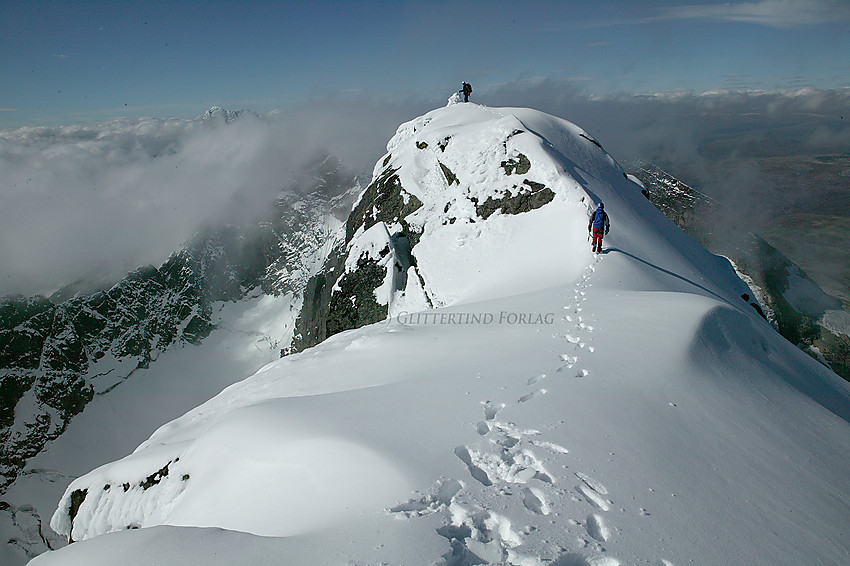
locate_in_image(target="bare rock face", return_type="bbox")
[293,166,419,352]
[345,166,423,244]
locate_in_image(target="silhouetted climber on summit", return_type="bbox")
[461,82,472,102]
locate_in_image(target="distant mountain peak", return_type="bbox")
[201,106,256,124]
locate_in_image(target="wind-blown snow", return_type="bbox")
[35,105,850,566]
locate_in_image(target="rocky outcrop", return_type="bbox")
[291,114,569,353]
[345,166,423,245]
[288,246,346,353]
[473,179,555,220]
[326,253,390,338]
[292,165,421,352]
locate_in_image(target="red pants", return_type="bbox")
[591,228,604,252]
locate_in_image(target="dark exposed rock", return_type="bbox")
[579,133,603,149]
[474,180,556,220]
[291,238,399,353]
[293,163,425,354]
[326,255,389,339]
[289,245,347,353]
[140,463,170,490]
[0,297,54,369]
[501,153,531,176]
[346,167,423,244]
[439,162,459,186]
[68,488,87,542]
[633,164,718,247]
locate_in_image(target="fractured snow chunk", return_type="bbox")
[453,446,493,486]
[466,538,505,564]
[389,478,464,517]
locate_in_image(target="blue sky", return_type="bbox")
[2,0,849,127]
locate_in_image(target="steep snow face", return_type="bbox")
[39,107,850,566]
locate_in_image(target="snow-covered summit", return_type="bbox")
[291,103,763,354]
[38,106,850,566]
[372,103,610,307]
[290,104,623,350]
[201,106,257,124]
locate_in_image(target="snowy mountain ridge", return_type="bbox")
[35,104,850,566]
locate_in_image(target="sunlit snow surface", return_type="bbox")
[35,105,850,566]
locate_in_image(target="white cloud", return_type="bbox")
[0,97,434,298]
[656,0,850,28]
[0,115,285,296]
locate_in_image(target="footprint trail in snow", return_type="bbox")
[389,256,670,565]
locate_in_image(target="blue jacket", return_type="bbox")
[588,207,609,233]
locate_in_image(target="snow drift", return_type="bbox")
[36,104,850,566]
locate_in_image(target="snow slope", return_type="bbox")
[34,104,850,566]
